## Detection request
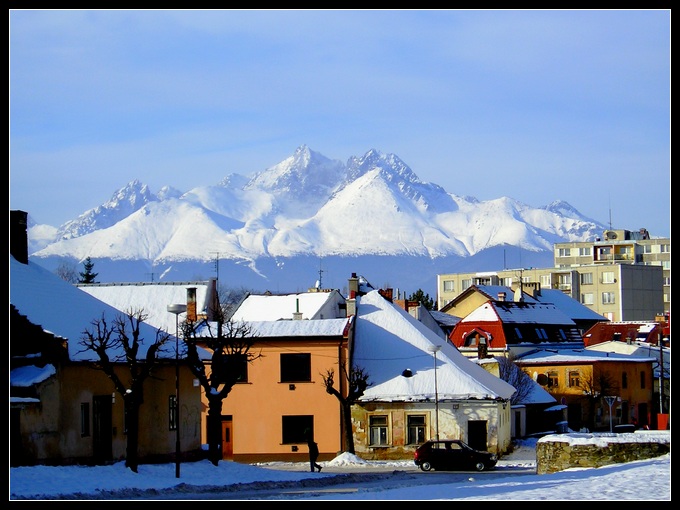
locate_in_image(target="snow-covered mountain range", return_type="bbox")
[27,145,608,295]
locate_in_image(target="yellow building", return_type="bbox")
[437,228,668,322]
[515,349,656,431]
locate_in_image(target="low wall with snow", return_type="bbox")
[536,431,670,475]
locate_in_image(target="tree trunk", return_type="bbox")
[206,395,224,466]
[342,402,355,454]
[125,397,140,473]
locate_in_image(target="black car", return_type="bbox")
[413,439,498,472]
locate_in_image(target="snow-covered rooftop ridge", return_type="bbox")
[354,290,516,402]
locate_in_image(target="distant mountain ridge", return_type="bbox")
[27,145,608,294]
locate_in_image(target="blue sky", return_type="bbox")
[9,9,670,237]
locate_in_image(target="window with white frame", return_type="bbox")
[579,247,591,256]
[581,293,594,305]
[540,274,551,287]
[642,244,652,254]
[461,279,472,290]
[558,248,570,257]
[660,244,670,253]
[602,292,616,304]
[369,415,389,446]
[580,272,593,285]
[443,280,455,292]
[602,271,616,284]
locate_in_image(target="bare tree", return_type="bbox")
[496,355,532,405]
[55,261,78,283]
[78,309,171,472]
[184,318,262,466]
[579,366,619,431]
[321,361,371,454]
[217,284,252,319]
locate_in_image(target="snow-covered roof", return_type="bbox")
[77,280,216,333]
[10,257,171,361]
[586,341,670,379]
[229,290,345,321]
[246,318,350,338]
[354,290,516,402]
[474,285,606,321]
[461,300,576,326]
[527,288,606,321]
[516,348,656,364]
[429,309,461,327]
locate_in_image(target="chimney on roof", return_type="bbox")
[207,278,221,321]
[379,288,393,302]
[10,210,29,265]
[187,287,197,322]
[498,292,506,301]
[513,287,524,302]
[293,298,303,320]
[348,273,359,297]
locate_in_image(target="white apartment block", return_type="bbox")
[437,228,669,322]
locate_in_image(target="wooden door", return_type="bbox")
[221,418,233,459]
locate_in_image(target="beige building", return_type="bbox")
[437,229,668,322]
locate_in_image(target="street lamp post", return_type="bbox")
[167,304,187,479]
[603,395,617,433]
[427,345,442,440]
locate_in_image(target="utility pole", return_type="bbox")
[658,336,665,414]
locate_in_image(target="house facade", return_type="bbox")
[585,340,670,429]
[349,287,516,458]
[204,318,353,463]
[514,349,656,431]
[10,217,203,467]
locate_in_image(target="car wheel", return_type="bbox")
[474,461,486,472]
[420,461,432,472]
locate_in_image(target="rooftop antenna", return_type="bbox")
[145,272,156,282]
[210,252,220,283]
[609,194,613,230]
[316,258,324,290]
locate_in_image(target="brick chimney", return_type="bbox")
[497,292,506,301]
[186,287,197,322]
[346,273,358,316]
[348,273,359,297]
[10,210,29,265]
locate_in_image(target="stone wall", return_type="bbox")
[536,432,670,475]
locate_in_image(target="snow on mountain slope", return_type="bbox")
[28,146,607,276]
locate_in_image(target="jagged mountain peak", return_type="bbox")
[56,179,161,240]
[346,149,419,184]
[245,144,345,197]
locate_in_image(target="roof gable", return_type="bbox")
[355,290,516,402]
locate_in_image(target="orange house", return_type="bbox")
[214,318,354,463]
